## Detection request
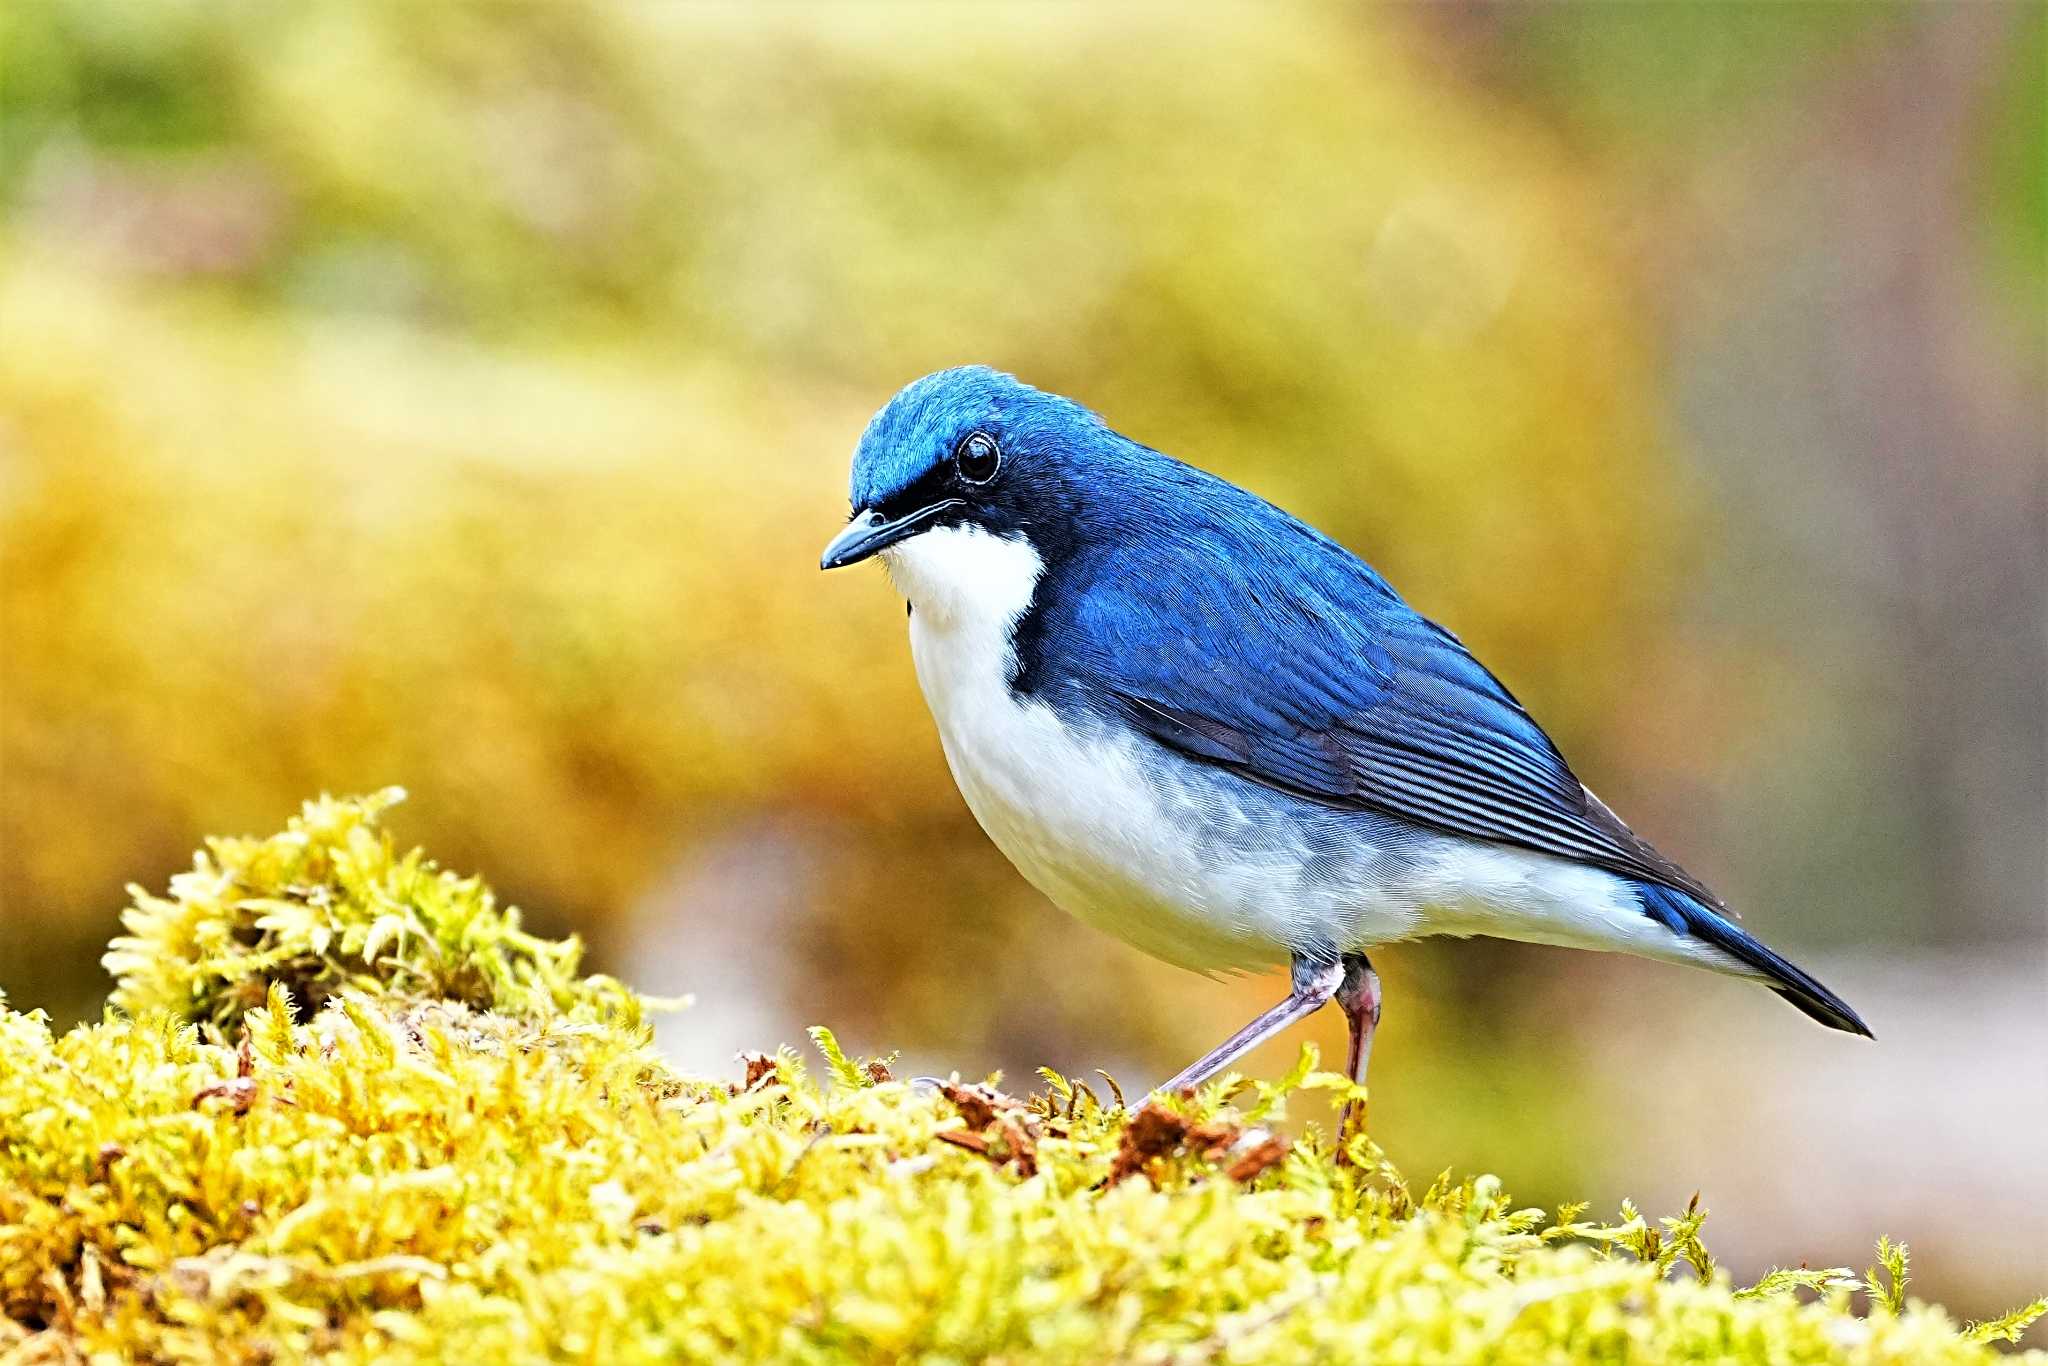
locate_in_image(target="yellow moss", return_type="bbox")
[102,789,645,1032]
[3,796,2040,1362]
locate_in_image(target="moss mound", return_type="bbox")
[100,788,644,1032]
[2,796,2039,1362]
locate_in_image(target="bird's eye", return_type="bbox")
[954,431,1001,485]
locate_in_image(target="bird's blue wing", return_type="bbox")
[1047,519,1722,908]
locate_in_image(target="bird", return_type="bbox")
[820,366,1870,1124]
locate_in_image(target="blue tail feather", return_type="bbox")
[1631,881,1872,1037]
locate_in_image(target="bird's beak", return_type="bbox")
[819,500,962,570]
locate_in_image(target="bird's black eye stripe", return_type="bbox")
[954,430,1001,484]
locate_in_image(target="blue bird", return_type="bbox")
[821,366,1870,1117]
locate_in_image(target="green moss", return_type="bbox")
[4,795,2040,1362]
[102,789,645,1031]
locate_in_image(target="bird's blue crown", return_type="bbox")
[848,366,1102,512]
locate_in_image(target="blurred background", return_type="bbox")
[2,0,2042,1328]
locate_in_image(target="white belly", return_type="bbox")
[913,633,1300,973]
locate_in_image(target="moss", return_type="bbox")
[3,796,2040,1362]
[102,789,646,1032]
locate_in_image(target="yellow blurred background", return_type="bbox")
[2,1,2042,1328]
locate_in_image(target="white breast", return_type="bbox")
[881,525,1301,973]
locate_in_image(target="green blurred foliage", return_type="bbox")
[1976,3,2047,350]
[2,3,1677,1016]
[1491,3,1903,149]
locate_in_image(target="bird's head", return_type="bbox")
[821,366,1105,620]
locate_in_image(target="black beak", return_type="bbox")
[819,500,962,570]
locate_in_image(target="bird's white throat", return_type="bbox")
[880,523,1043,633]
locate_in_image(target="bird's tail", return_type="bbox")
[1632,881,1872,1037]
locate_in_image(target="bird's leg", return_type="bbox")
[1335,952,1382,1140]
[1157,954,1345,1094]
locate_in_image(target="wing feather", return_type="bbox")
[1056,525,1723,910]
